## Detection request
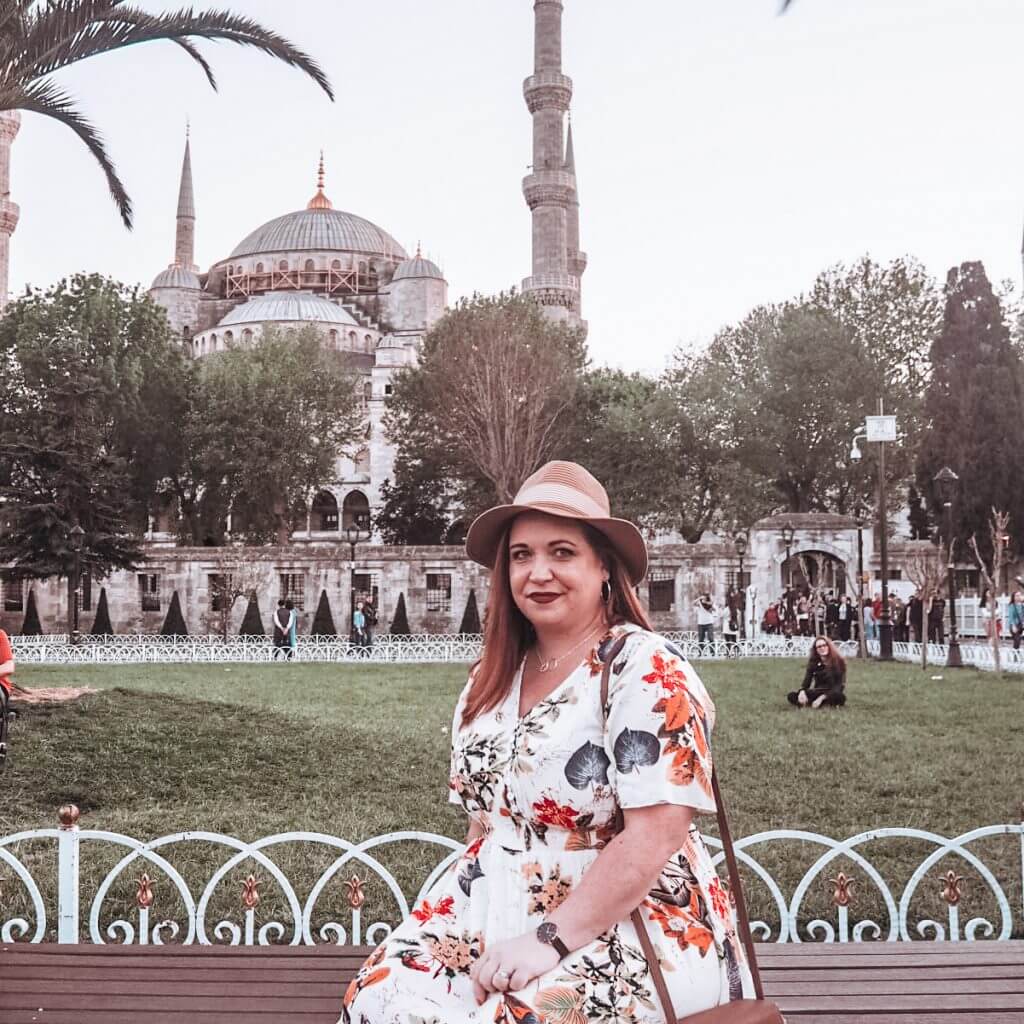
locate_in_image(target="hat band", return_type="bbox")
[513,482,608,519]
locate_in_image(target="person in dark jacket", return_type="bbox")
[787,635,846,708]
[908,592,924,643]
[927,597,945,644]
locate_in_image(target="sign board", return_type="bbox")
[865,415,897,443]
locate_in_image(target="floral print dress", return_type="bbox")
[341,624,754,1023]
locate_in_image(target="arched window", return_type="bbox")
[331,259,341,270]
[328,329,338,348]
[304,258,315,273]
[242,328,253,344]
[342,490,371,530]
[312,490,339,531]
[348,330,357,348]
[255,262,264,273]
[279,259,288,272]
[223,331,233,346]
[364,334,373,352]
[363,381,372,402]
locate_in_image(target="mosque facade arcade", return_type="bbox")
[147,144,447,535]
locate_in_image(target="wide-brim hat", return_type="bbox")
[465,461,649,585]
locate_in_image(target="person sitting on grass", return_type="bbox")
[787,635,846,708]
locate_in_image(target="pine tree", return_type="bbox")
[160,591,188,637]
[90,587,114,636]
[21,587,42,635]
[310,589,336,636]
[915,262,1024,558]
[458,589,481,635]
[238,591,265,637]
[390,592,411,636]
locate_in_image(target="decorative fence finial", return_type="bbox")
[136,874,155,909]
[940,870,965,906]
[241,874,260,910]
[343,875,365,909]
[58,804,80,829]
[829,872,855,907]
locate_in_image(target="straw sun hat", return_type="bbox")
[465,461,649,585]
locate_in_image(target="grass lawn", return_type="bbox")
[2,657,1022,940]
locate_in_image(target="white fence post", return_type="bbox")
[56,804,81,943]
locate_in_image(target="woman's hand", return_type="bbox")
[797,689,808,706]
[470,932,559,1003]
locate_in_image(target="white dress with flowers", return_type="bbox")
[340,624,754,1024]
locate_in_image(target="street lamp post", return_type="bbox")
[934,466,962,668]
[69,524,85,645]
[854,506,867,660]
[733,531,748,639]
[344,522,372,640]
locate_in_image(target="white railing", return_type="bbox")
[1,807,1021,945]
[869,640,1024,673]
[9,633,848,665]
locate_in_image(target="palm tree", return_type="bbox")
[0,0,334,228]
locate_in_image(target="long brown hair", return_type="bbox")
[461,522,651,727]
[807,634,845,673]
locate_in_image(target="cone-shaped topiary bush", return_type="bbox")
[90,587,114,636]
[458,589,481,636]
[390,592,410,636]
[310,589,337,637]
[160,590,189,637]
[238,591,265,637]
[21,587,43,636]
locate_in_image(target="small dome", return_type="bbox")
[151,264,201,290]
[392,250,444,281]
[218,291,361,328]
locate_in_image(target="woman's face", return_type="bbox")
[814,638,830,659]
[508,512,607,634]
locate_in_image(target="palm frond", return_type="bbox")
[15,5,333,100]
[163,35,217,90]
[12,77,132,228]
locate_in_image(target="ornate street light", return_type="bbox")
[345,521,373,643]
[934,466,962,668]
[780,521,795,588]
[69,523,85,646]
[733,531,748,639]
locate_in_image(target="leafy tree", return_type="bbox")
[160,590,188,637]
[376,456,454,545]
[173,326,364,545]
[458,589,481,635]
[906,484,931,540]
[0,1,332,227]
[20,587,42,636]
[915,262,1024,558]
[238,591,264,638]
[385,293,587,517]
[91,587,114,635]
[390,592,410,636]
[310,589,336,637]
[0,276,183,586]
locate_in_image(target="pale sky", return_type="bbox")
[10,0,1024,371]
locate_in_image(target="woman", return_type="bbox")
[1007,590,1024,651]
[787,635,846,708]
[341,462,753,1023]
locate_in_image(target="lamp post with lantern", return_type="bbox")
[780,521,796,635]
[345,521,372,640]
[69,523,85,645]
[733,530,748,639]
[933,467,962,668]
[850,403,897,660]
[854,505,867,660]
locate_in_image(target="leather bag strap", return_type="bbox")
[599,634,765,1021]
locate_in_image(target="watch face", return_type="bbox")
[536,921,558,944]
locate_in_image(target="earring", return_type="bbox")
[601,580,612,604]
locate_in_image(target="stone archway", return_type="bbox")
[311,489,339,532]
[342,490,370,531]
[781,549,847,597]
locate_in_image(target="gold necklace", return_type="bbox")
[534,625,604,673]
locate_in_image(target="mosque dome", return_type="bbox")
[151,264,201,289]
[218,291,360,328]
[228,155,407,262]
[392,246,444,281]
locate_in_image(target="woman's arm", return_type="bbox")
[470,803,692,999]
[0,659,14,678]
[465,817,484,846]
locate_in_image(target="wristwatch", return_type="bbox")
[536,920,570,959]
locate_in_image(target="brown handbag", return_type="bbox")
[600,638,786,1024]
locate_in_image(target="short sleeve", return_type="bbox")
[605,632,717,815]
[0,629,12,665]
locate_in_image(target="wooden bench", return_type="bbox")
[2,940,1023,1023]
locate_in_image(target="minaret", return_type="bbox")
[174,128,197,271]
[564,118,586,281]
[522,0,583,327]
[0,110,21,309]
